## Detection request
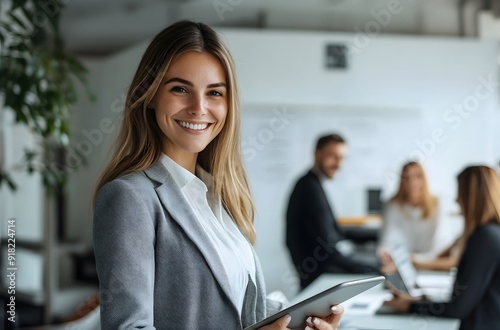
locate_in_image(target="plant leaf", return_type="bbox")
[0,0,94,192]
[0,171,18,191]
[8,12,28,30]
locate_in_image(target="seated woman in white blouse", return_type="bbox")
[378,162,440,257]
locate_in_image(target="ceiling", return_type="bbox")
[58,0,499,56]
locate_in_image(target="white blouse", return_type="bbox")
[379,200,440,255]
[161,155,256,313]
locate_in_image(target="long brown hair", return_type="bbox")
[94,20,256,243]
[391,162,438,219]
[457,165,500,240]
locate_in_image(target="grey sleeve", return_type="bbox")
[93,180,157,329]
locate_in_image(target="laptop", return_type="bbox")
[385,243,455,301]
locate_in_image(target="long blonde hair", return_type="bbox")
[457,165,500,240]
[94,20,256,243]
[391,162,438,219]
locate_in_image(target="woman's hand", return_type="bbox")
[304,305,344,330]
[383,284,417,313]
[410,254,426,271]
[258,314,291,330]
[258,305,344,330]
[378,249,397,275]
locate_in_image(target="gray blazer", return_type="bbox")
[93,162,282,329]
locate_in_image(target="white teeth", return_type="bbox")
[178,121,208,131]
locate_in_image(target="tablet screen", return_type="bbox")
[244,275,385,330]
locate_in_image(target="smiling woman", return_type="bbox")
[92,20,344,330]
[150,52,228,172]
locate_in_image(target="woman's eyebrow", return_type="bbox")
[165,77,226,89]
[207,82,227,88]
[164,77,193,86]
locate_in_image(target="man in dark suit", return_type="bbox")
[286,133,379,289]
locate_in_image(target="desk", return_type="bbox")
[337,216,382,227]
[338,216,381,244]
[291,274,460,330]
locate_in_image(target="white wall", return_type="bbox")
[67,29,500,299]
[66,47,147,242]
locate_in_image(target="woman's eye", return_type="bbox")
[208,90,223,96]
[171,86,187,93]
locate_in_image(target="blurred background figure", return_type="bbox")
[378,162,462,272]
[385,165,500,330]
[378,162,440,255]
[286,134,379,290]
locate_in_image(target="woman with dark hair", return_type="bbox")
[385,165,500,330]
[93,20,343,329]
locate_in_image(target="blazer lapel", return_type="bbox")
[144,163,239,312]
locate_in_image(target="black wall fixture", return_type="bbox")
[325,44,348,69]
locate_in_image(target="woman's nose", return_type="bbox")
[187,94,207,116]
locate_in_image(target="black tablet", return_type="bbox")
[244,275,385,330]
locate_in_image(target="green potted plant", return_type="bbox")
[0,0,93,193]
